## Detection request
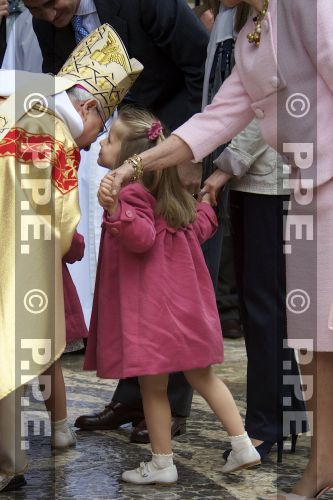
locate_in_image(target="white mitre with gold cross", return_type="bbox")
[58,23,143,121]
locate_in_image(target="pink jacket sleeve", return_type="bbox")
[192,202,218,245]
[173,65,254,162]
[102,184,156,253]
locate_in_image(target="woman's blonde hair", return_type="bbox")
[115,105,196,229]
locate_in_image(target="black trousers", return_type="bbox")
[112,206,225,417]
[230,191,307,441]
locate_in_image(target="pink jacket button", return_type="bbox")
[255,108,265,119]
[125,210,133,218]
[262,19,269,31]
[270,76,281,88]
[110,228,119,236]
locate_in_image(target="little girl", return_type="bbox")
[84,106,260,485]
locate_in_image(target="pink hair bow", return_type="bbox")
[148,121,162,141]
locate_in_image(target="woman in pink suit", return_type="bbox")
[100,1,333,497]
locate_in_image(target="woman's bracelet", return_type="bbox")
[126,154,144,182]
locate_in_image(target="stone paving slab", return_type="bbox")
[2,339,332,500]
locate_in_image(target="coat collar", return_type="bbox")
[94,0,128,49]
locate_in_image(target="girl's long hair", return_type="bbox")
[209,1,250,31]
[114,106,196,229]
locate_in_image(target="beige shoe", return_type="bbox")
[269,495,312,499]
[270,481,333,499]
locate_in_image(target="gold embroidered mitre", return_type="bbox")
[58,23,143,120]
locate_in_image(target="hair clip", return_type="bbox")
[148,121,162,141]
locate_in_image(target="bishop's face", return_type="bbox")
[23,0,80,28]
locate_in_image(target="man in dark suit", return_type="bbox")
[24,0,209,444]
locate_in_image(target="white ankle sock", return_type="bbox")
[230,432,252,452]
[52,418,69,433]
[151,452,174,470]
[51,418,76,448]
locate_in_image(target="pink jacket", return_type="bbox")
[175,0,333,188]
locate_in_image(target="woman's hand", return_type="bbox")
[201,192,213,205]
[108,162,134,197]
[178,161,202,195]
[199,169,232,205]
[0,0,9,18]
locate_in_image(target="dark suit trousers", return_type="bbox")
[112,373,192,417]
[230,191,307,441]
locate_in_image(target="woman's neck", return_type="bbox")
[247,0,265,13]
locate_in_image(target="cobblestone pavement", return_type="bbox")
[2,339,331,500]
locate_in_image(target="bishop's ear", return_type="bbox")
[79,98,99,120]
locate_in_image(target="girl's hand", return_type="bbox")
[0,0,9,17]
[198,169,232,206]
[98,173,118,213]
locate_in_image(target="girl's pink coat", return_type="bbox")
[84,183,224,378]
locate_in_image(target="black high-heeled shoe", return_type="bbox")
[223,434,298,464]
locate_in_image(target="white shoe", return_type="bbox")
[0,474,14,492]
[51,427,77,449]
[222,444,261,473]
[122,461,178,485]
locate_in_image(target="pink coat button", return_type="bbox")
[110,228,119,236]
[255,108,265,119]
[125,210,133,218]
[270,76,281,88]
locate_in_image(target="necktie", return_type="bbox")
[72,15,90,43]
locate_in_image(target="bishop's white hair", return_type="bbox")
[67,85,103,114]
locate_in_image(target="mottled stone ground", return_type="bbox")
[2,339,332,500]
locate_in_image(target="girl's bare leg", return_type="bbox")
[184,366,244,435]
[139,374,172,454]
[40,358,66,422]
[184,366,260,473]
[122,374,177,484]
[40,358,76,448]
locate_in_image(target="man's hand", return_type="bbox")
[178,161,202,195]
[198,169,232,206]
[0,0,9,18]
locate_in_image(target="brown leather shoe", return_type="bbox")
[74,402,143,430]
[221,319,243,339]
[130,416,187,444]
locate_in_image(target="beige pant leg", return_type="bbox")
[0,387,28,475]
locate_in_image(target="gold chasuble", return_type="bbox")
[0,24,143,400]
[0,106,81,400]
